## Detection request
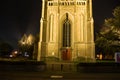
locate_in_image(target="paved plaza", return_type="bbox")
[1,71,120,80]
[1,62,120,80]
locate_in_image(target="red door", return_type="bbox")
[62,49,71,60]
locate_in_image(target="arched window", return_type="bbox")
[63,13,71,47]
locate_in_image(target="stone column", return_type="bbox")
[89,0,92,18]
[91,18,94,42]
[42,0,45,18]
[37,0,45,61]
[90,0,94,42]
[50,15,54,42]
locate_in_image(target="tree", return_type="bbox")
[0,42,13,57]
[105,6,120,31]
[33,34,39,60]
[95,6,120,59]
[18,34,35,59]
[95,30,120,58]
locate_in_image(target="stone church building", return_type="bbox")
[37,0,95,62]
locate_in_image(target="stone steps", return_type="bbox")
[46,62,77,72]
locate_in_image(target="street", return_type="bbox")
[0,71,120,80]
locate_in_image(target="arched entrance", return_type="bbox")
[61,13,72,61]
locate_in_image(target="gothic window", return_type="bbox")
[79,2,81,5]
[77,2,78,5]
[81,2,85,5]
[63,13,71,47]
[49,3,51,6]
[70,2,74,5]
[51,3,53,6]
[62,2,64,5]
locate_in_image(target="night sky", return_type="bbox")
[0,0,120,48]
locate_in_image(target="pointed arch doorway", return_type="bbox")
[61,13,72,61]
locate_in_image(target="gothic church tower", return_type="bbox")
[38,0,95,62]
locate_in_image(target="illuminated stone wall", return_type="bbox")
[38,0,95,62]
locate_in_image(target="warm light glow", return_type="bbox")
[97,54,100,58]
[19,34,34,45]
[27,34,33,45]
[14,51,18,54]
[10,55,13,58]
[100,54,102,60]
[52,52,55,56]
[22,41,25,45]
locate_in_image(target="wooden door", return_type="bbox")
[62,49,71,61]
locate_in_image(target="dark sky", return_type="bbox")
[0,0,120,48]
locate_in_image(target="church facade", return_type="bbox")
[38,0,95,62]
